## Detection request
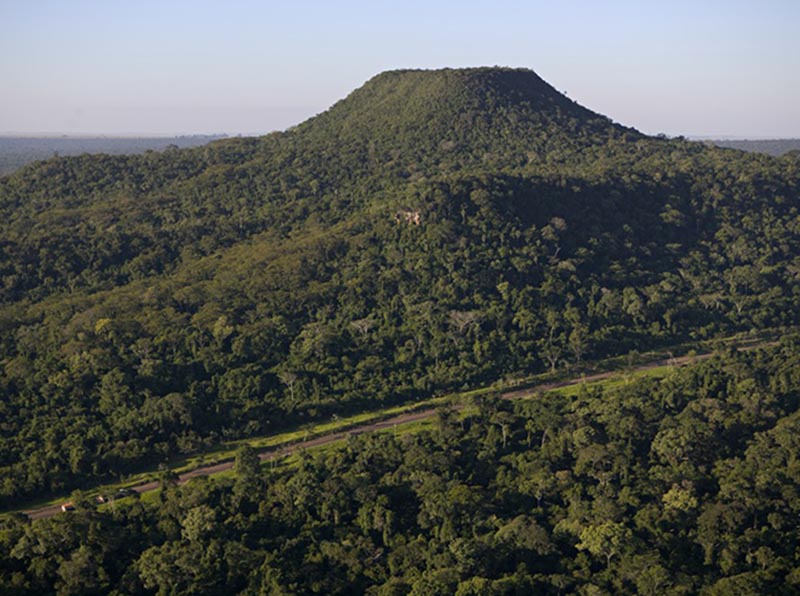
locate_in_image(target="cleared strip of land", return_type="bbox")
[19,337,779,521]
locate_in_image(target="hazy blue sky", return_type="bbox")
[2,0,798,137]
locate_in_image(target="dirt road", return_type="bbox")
[22,409,440,521]
[22,342,774,521]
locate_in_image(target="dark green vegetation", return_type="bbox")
[3,343,800,594]
[0,136,226,176]
[1,66,800,591]
[1,67,799,508]
[708,138,800,157]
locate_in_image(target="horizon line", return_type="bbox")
[2,132,800,141]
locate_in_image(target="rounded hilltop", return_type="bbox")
[292,66,641,168]
[353,66,592,115]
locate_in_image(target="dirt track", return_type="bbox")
[23,409,441,521]
[22,342,774,521]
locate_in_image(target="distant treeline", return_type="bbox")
[0,135,227,176]
[708,138,800,157]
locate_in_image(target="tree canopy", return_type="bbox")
[0,67,798,524]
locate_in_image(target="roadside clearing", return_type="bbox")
[16,333,783,520]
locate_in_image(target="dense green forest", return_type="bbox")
[0,67,799,508]
[2,342,800,594]
[1,67,800,592]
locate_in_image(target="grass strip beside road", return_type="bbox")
[8,328,788,519]
[9,394,454,517]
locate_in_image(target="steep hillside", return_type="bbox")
[292,67,639,170]
[0,68,631,305]
[0,68,799,506]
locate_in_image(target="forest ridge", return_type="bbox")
[0,64,798,502]
[1,67,800,594]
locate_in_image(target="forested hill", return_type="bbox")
[291,67,640,171]
[0,67,799,508]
